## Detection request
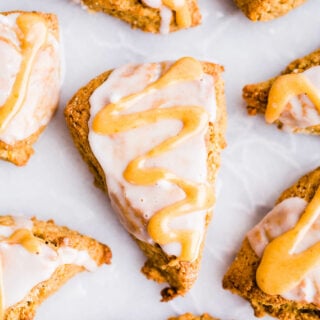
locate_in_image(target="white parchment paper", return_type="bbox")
[1,0,320,319]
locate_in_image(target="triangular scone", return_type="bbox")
[65,57,226,300]
[223,167,320,319]
[168,313,218,320]
[0,11,61,166]
[74,0,201,34]
[234,0,306,21]
[243,48,320,134]
[0,215,111,320]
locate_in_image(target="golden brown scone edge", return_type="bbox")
[3,216,111,320]
[234,0,306,21]
[0,11,60,166]
[64,60,226,300]
[223,167,320,319]
[168,313,219,320]
[78,0,201,33]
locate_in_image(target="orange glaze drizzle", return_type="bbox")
[0,13,48,131]
[0,36,20,53]
[5,229,41,254]
[0,218,41,318]
[163,0,191,28]
[265,73,320,124]
[0,218,41,253]
[93,57,214,261]
[256,186,320,295]
[0,218,12,319]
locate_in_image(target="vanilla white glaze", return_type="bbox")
[0,216,97,309]
[247,197,320,305]
[279,66,320,131]
[88,61,216,257]
[142,0,185,34]
[0,13,60,145]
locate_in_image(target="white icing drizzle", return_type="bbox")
[0,13,60,145]
[248,197,320,305]
[278,66,320,131]
[142,0,186,34]
[88,61,216,257]
[0,217,97,309]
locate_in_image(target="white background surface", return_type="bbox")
[1,0,320,319]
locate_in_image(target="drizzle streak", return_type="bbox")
[0,218,42,319]
[93,57,214,261]
[257,186,320,295]
[265,73,320,124]
[0,13,48,131]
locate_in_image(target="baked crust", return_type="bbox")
[64,61,226,300]
[77,0,201,33]
[168,313,218,320]
[223,167,320,319]
[243,48,320,134]
[0,11,60,166]
[3,216,111,320]
[234,0,306,21]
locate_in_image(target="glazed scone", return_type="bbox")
[65,57,226,300]
[223,167,320,319]
[243,48,320,134]
[0,11,61,166]
[73,0,201,34]
[168,313,218,320]
[235,0,307,21]
[0,215,111,320]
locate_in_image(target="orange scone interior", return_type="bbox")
[0,215,111,320]
[65,57,226,299]
[0,11,60,165]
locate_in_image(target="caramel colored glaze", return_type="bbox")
[0,220,41,318]
[265,73,320,124]
[163,0,191,28]
[256,186,320,295]
[93,57,214,262]
[5,229,41,254]
[0,218,41,254]
[0,217,14,227]
[0,13,48,131]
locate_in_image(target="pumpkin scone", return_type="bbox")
[223,167,320,319]
[243,48,320,134]
[73,0,201,34]
[65,57,226,300]
[168,313,218,320]
[234,0,307,21]
[0,11,61,166]
[0,215,111,320]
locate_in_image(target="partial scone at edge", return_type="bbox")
[223,168,320,319]
[168,313,219,320]
[4,216,111,320]
[243,48,320,134]
[0,11,60,166]
[77,0,201,33]
[234,0,306,21]
[64,61,226,301]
